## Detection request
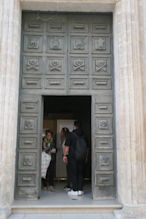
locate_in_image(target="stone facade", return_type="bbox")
[0,0,146,218]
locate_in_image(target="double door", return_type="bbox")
[15,12,115,200]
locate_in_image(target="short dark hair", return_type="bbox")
[45,129,53,137]
[74,120,80,128]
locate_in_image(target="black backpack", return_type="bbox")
[74,133,87,161]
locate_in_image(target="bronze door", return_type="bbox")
[15,12,115,200]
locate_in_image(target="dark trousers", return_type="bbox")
[69,157,84,191]
[42,159,55,187]
[46,159,55,186]
[66,156,71,187]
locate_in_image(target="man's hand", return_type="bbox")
[63,155,68,164]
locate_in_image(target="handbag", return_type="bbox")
[41,152,51,178]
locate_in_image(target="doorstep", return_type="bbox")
[11,199,122,214]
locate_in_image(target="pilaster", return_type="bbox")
[138,0,146,204]
[0,0,21,215]
[0,0,146,218]
[114,0,146,214]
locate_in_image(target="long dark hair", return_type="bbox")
[61,127,69,138]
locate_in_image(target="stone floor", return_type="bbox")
[9,182,121,219]
[12,182,120,206]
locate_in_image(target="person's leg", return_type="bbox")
[66,160,71,188]
[48,160,55,186]
[69,157,78,191]
[45,165,50,187]
[41,178,47,188]
[77,160,84,191]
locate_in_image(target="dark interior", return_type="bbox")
[43,96,91,181]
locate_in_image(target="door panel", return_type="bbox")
[92,93,115,199]
[15,95,42,199]
[15,12,115,200]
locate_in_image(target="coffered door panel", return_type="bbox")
[15,94,42,199]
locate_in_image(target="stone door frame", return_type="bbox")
[0,0,145,218]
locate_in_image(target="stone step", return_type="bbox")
[9,213,116,219]
[11,203,122,214]
[10,193,122,217]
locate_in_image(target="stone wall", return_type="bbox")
[0,0,146,218]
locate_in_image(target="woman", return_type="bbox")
[61,127,71,191]
[42,130,56,191]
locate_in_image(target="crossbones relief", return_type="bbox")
[95,60,107,72]
[26,58,39,71]
[73,59,85,71]
[49,60,61,71]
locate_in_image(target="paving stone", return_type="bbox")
[8,213,115,219]
[24,214,60,219]
[103,213,115,219]
[8,214,25,219]
[60,214,102,219]
[60,213,115,219]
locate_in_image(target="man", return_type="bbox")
[63,121,87,196]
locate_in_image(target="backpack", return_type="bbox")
[74,133,87,161]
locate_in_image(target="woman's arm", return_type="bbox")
[50,141,56,154]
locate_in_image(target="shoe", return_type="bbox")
[78,191,84,196]
[49,186,54,192]
[64,185,71,192]
[68,190,78,196]
[43,186,47,191]
[64,187,71,192]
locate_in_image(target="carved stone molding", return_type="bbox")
[20,0,117,9]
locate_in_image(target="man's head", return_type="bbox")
[73,120,80,130]
[45,129,53,140]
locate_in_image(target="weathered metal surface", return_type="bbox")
[15,12,115,200]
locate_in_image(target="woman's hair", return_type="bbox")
[45,129,53,137]
[61,127,69,138]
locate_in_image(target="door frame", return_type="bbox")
[40,95,93,193]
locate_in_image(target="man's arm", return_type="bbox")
[64,146,69,156]
[63,146,69,164]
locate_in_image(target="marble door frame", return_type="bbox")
[0,0,145,218]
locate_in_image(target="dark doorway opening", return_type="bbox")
[42,95,91,197]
